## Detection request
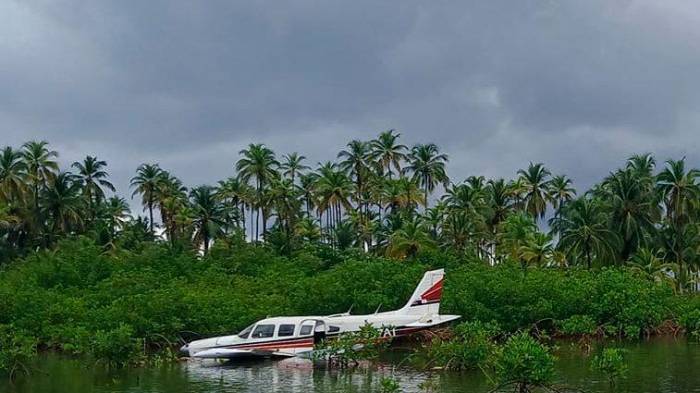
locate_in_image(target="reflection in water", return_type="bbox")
[2,339,700,393]
[183,358,436,392]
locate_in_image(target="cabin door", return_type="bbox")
[313,320,327,344]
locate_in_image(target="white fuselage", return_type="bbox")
[180,268,460,359]
[181,311,459,359]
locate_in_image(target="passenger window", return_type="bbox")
[251,324,275,339]
[300,325,313,336]
[278,324,295,337]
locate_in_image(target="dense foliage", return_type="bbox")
[3,136,700,294]
[2,135,700,376]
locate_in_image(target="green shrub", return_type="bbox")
[591,348,628,384]
[442,264,674,337]
[556,315,597,336]
[422,321,501,370]
[90,324,144,367]
[0,325,36,379]
[378,376,401,393]
[489,332,556,392]
[680,309,700,339]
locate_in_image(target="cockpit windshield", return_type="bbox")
[237,324,255,339]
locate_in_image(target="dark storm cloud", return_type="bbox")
[2,0,700,205]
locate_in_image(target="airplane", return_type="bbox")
[179,268,460,359]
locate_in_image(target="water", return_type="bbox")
[2,339,700,392]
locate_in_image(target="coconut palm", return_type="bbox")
[22,141,59,230]
[269,177,302,236]
[72,156,115,221]
[217,177,252,230]
[280,152,309,184]
[628,248,677,287]
[314,163,353,233]
[517,162,552,222]
[369,130,407,179]
[657,159,700,228]
[548,175,576,214]
[295,217,322,243]
[235,144,279,242]
[155,172,188,243]
[485,179,513,254]
[519,232,554,269]
[42,172,83,239]
[627,153,656,180]
[499,212,538,268]
[404,143,449,208]
[0,147,26,203]
[338,140,371,212]
[189,185,227,254]
[130,164,163,233]
[656,159,700,292]
[550,198,620,269]
[103,196,131,237]
[599,169,659,262]
[382,177,425,214]
[386,217,435,259]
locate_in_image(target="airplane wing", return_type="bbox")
[192,347,296,359]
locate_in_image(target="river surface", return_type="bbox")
[2,338,700,392]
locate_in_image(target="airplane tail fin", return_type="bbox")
[400,269,444,315]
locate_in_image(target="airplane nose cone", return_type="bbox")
[179,344,190,357]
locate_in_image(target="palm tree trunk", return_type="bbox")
[203,231,209,255]
[424,181,429,209]
[585,243,592,270]
[148,198,154,233]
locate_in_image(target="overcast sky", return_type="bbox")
[3,1,700,210]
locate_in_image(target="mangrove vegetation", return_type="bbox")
[1,133,700,379]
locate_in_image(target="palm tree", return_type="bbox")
[269,177,302,237]
[0,147,26,203]
[485,179,513,258]
[599,169,659,262]
[627,153,656,179]
[72,156,115,221]
[499,212,538,269]
[656,159,700,292]
[386,217,435,259]
[189,186,227,255]
[517,162,552,222]
[628,248,677,287]
[550,198,620,269]
[548,175,576,215]
[103,196,131,238]
[280,152,309,184]
[295,217,322,243]
[155,172,188,244]
[338,140,371,213]
[235,144,279,242]
[299,173,318,218]
[42,172,83,239]
[130,164,163,233]
[314,163,353,235]
[382,177,425,214]
[217,177,252,231]
[519,232,554,269]
[657,159,700,228]
[21,141,59,227]
[404,143,449,208]
[369,130,407,179]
